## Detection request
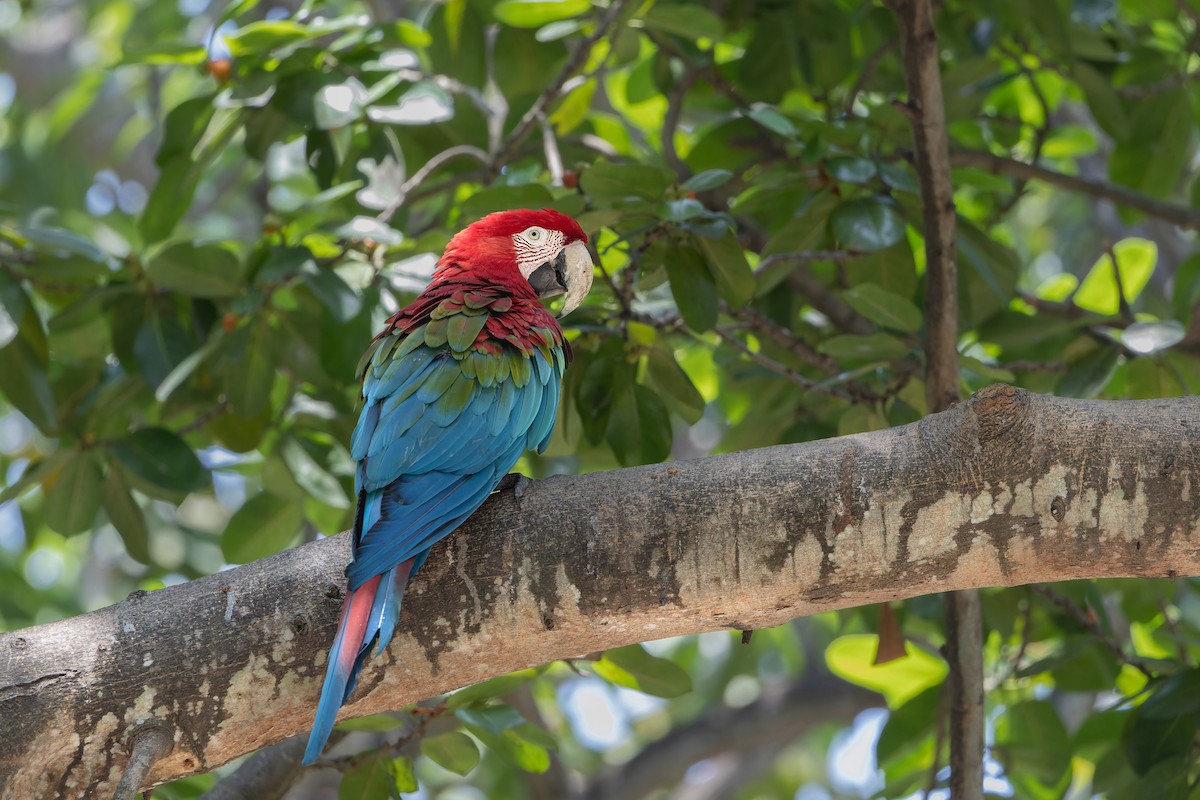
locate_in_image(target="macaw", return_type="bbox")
[302,208,593,764]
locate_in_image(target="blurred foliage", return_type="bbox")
[1,0,1200,797]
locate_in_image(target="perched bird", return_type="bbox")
[303,208,593,764]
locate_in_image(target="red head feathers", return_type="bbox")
[434,208,593,316]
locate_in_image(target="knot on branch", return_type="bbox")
[966,384,1030,443]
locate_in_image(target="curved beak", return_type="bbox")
[527,240,594,317]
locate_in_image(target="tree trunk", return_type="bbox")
[1,386,1197,798]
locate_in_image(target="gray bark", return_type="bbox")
[1,386,1198,798]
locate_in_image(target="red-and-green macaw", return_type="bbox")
[303,208,593,764]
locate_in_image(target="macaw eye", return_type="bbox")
[520,226,547,244]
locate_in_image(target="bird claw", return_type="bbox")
[495,472,532,498]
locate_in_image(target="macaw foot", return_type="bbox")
[495,472,532,498]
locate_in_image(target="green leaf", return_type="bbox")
[0,332,57,433]
[220,492,303,563]
[645,344,705,424]
[1172,253,1200,322]
[15,225,107,262]
[147,243,243,298]
[605,384,672,467]
[877,686,940,767]
[455,704,524,735]
[1130,757,1191,800]
[1057,345,1120,398]
[694,232,754,307]
[338,754,395,800]
[843,284,922,333]
[102,465,150,563]
[281,438,349,509]
[223,318,280,418]
[156,334,223,403]
[210,409,271,454]
[459,184,556,223]
[817,333,910,361]
[494,0,590,27]
[464,725,550,773]
[825,156,877,184]
[1075,237,1157,315]
[846,241,918,299]
[314,80,367,130]
[829,198,905,252]
[134,311,192,390]
[112,428,208,496]
[825,634,947,707]
[390,756,417,794]
[994,700,1071,786]
[1073,63,1130,141]
[140,109,241,243]
[1122,321,1185,355]
[420,732,481,775]
[449,669,540,707]
[1124,707,1197,775]
[580,161,671,204]
[745,106,797,138]
[641,4,724,40]
[119,42,209,66]
[664,245,718,332]
[45,452,103,536]
[1138,668,1200,719]
[594,644,692,698]
[681,169,733,192]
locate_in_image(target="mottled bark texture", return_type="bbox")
[1,387,1198,798]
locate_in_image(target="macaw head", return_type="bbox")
[438,208,594,316]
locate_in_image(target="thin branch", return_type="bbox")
[662,70,696,180]
[114,724,173,800]
[948,149,1200,230]
[378,145,489,222]
[714,327,853,401]
[1032,585,1153,676]
[490,0,630,172]
[1104,239,1135,323]
[753,253,874,335]
[199,736,311,800]
[583,671,878,800]
[538,113,564,187]
[844,41,896,115]
[887,3,981,800]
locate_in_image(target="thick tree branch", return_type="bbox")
[948,150,1200,230]
[1,388,1198,798]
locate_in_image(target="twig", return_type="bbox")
[1104,239,1135,323]
[761,257,874,335]
[1032,585,1153,676]
[490,0,631,172]
[199,736,310,800]
[947,149,1200,230]
[114,724,173,800]
[538,113,564,187]
[714,327,853,401]
[729,305,838,373]
[378,145,489,222]
[844,41,896,115]
[662,70,696,180]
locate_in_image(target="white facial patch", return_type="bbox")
[514,226,566,280]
